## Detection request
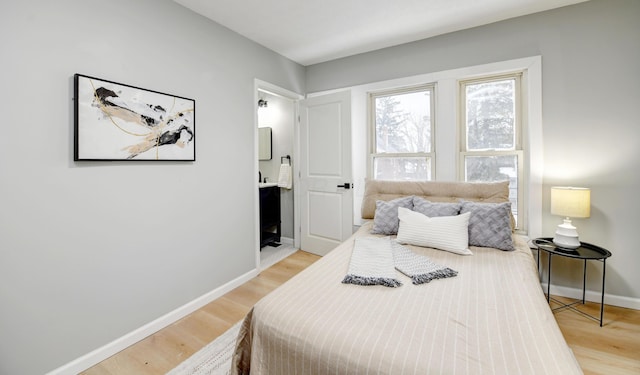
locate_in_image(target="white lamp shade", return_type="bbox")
[550,187,590,218]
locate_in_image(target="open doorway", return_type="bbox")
[255,80,303,270]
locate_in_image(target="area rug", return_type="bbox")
[166,322,241,375]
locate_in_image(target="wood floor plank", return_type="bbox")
[82,250,639,375]
[552,297,640,375]
[200,296,250,325]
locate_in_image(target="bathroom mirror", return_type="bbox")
[258,127,272,160]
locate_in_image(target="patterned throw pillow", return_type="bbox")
[460,201,514,251]
[412,196,461,217]
[370,196,414,235]
[396,207,472,255]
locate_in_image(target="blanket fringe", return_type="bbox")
[410,268,458,285]
[342,274,402,288]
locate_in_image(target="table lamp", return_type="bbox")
[550,187,590,249]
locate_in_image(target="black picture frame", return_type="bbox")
[74,74,195,161]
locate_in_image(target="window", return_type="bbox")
[355,57,540,231]
[459,73,524,229]
[369,85,434,181]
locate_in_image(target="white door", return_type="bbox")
[299,91,352,256]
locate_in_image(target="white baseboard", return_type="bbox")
[46,268,259,375]
[541,283,640,310]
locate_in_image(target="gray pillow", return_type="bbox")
[460,200,514,251]
[371,196,414,235]
[412,196,461,217]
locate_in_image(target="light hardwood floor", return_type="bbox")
[83,250,639,375]
[551,296,640,375]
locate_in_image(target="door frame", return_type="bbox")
[254,79,303,269]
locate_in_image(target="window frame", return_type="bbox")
[368,84,436,181]
[458,72,526,231]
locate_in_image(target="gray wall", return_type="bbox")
[1,0,638,373]
[0,1,304,374]
[307,0,640,302]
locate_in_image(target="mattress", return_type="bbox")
[232,222,582,374]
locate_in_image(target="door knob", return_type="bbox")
[337,183,351,189]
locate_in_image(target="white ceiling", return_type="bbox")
[174,0,588,66]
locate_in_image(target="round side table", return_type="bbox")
[532,238,612,326]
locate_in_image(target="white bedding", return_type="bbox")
[233,222,582,374]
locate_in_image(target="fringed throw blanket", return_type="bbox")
[342,237,403,287]
[391,240,458,285]
[342,237,457,287]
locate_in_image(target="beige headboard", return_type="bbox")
[361,179,511,220]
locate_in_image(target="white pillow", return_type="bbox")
[396,207,472,255]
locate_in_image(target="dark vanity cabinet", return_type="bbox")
[259,185,281,248]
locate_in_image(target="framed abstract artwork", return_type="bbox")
[74,74,195,161]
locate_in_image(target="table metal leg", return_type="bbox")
[600,258,606,327]
[547,254,552,303]
[582,259,587,304]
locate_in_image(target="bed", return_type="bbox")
[232,180,582,375]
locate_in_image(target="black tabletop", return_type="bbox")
[532,238,612,260]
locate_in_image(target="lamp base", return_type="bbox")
[553,218,580,249]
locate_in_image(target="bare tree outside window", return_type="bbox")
[461,75,523,228]
[465,79,516,151]
[371,87,434,181]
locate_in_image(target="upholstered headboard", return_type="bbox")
[361,179,510,219]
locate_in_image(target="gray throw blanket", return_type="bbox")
[342,237,457,287]
[342,237,403,287]
[391,240,458,284]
